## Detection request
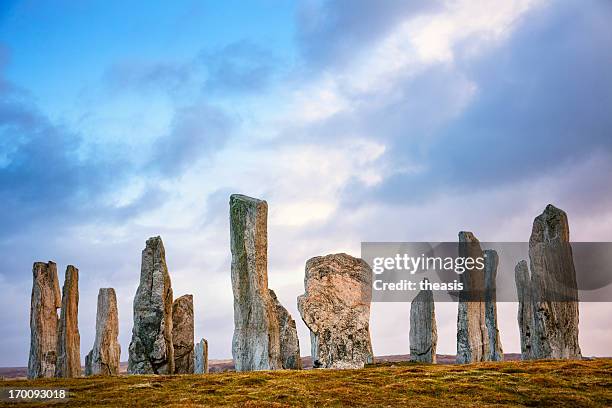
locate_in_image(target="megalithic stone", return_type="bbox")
[409,286,437,363]
[28,262,61,379]
[269,290,301,369]
[230,194,284,371]
[515,260,534,360]
[55,265,81,377]
[85,288,121,376]
[528,204,581,359]
[172,294,195,374]
[298,253,374,369]
[484,249,503,361]
[456,232,489,364]
[194,338,209,374]
[128,236,174,374]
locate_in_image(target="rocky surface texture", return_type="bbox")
[269,289,301,369]
[85,288,120,376]
[172,294,195,374]
[55,265,81,378]
[230,194,286,371]
[456,232,489,364]
[194,338,209,374]
[28,262,61,379]
[298,253,373,369]
[484,249,503,361]
[527,204,581,359]
[409,287,437,363]
[128,236,174,374]
[515,260,534,360]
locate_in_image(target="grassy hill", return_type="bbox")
[1,359,610,407]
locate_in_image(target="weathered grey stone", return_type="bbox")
[172,294,195,374]
[515,260,534,360]
[528,204,581,359]
[86,288,120,376]
[55,265,81,378]
[128,236,174,374]
[269,290,301,369]
[298,253,373,369]
[409,287,437,363]
[456,232,489,364]
[28,262,61,379]
[484,249,503,361]
[230,194,284,371]
[194,338,208,374]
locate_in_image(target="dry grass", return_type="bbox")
[1,359,611,407]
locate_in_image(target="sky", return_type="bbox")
[1,0,611,367]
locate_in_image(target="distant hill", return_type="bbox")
[0,354,523,379]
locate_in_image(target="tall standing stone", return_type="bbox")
[456,232,489,364]
[128,236,174,374]
[269,290,301,369]
[298,253,374,369]
[409,287,437,363]
[194,338,209,374]
[230,194,289,371]
[55,265,81,377]
[172,294,195,374]
[85,288,120,376]
[28,262,61,379]
[484,249,503,361]
[515,260,534,360]
[528,204,581,359]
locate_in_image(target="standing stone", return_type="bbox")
[528,204,581,359]
[172,294,195,374]
[128,236,174,374]
[230,194,284,371]
[456,232,489,364]
[269,290,301,369]
[484,249,503,361]
[194,338,209,374]
[55,265,81,378]
[85,288,120,376]
[298,253,374,369]
[515,260,534,360]
[409,287,437,363]
[28,262,61,379]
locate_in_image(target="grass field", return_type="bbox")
[1,359,610,407]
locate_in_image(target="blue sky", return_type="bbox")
[1,0,611,366]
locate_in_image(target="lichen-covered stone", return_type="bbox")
[85,288,120,376]
[515,260,534,360]
[456,232,489,364]
[128,236,174,374]
[194,338,208,374]
[28,262,61,379]
[298,253,373,369]
[230,194,284,371]
[172,294,195,374]
[409,287,437,363]
[484,249,503,361]
[55,265,81,377]
[269,290,301,369]
[528,204,581,359]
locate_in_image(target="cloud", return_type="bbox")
[200,40,280,95]
[296,0,439,68]
[359,0,612,204]
[105,60,194,95]
[149,103,234,176]
[104,40,279,97]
